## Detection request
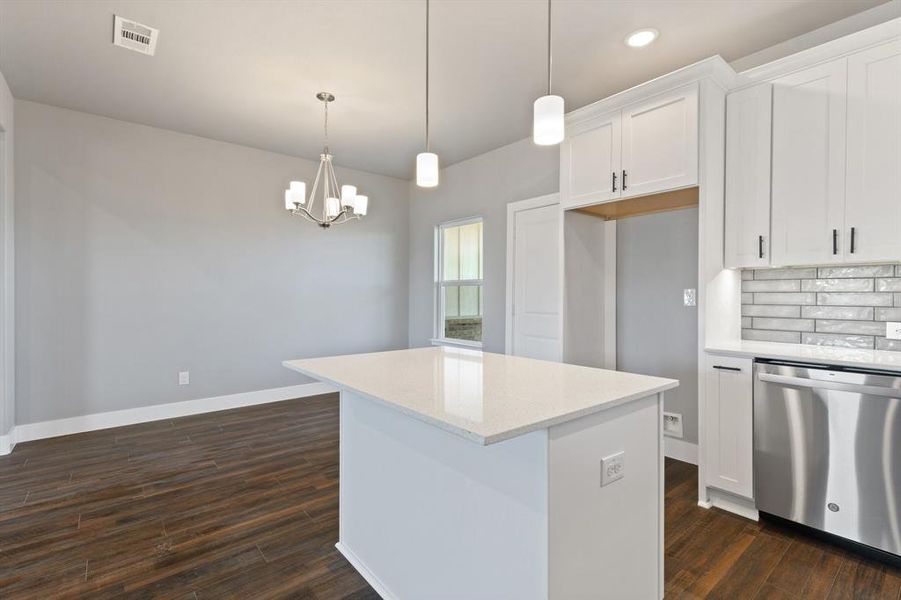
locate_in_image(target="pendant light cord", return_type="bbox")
[547,0,552,95]
[425,0,430,152]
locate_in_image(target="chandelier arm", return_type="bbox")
[327,158,341,200]
[308,158,324,213]
[294,205,324,225]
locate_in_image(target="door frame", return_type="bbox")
[505,193,561,357]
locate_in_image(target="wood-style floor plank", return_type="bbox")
[0,395,898,598]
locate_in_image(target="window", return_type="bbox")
[435,218,483,345]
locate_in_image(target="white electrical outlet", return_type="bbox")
[600,452,625,487]
[887,322,901,341]
[683,289,697,307]
[178,371,190,385]
[663,412,683,438]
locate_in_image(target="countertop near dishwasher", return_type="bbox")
[706,340,901,371]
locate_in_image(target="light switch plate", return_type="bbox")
[887,322,901,341]
[178,371,190,385]
[683,289,697,307]
[601,451,625,487]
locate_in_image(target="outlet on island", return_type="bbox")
[600,451,625,487]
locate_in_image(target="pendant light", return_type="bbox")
[416,0,439,187]
[533,0,564,146]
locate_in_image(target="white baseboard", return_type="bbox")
[0,381,335,455]
[664,437,698,465]
[335,542,396,600]
[704,488,759,522]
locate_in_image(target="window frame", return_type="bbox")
[432,216,484,348]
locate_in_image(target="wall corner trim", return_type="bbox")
[664,437,699,465]
[0,381,335,454]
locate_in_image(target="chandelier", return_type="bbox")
[284,92,368,228]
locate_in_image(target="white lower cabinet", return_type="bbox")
[704,354,753,499]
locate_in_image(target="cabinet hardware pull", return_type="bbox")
[832,229,838,255]
[622,170,627,190]
[758,235,764,259]
[850,227,856,254]
[612,172,617,192]
[713,365,742,372]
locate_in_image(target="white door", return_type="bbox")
[507,199,562,361]
[844,40,901,263]
[704,354,753,499]
[725,83,773,269]
[771,59,847,266]
[620,83,699,198]
[560,112,621,209]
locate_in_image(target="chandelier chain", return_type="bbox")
[547,0,552,95]
[425,0,430,152]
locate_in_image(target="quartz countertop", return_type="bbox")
[283,347,678,445]
[706,340,901,371]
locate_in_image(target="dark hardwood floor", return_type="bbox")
[0,394,897,599]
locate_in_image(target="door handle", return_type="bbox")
[758,235,764,259]
[622,170,628,191]
[832,229,838,255]
[612,171,617,192]
[713,365,742,372]
[850,227,856,254]
[757,372,900,397]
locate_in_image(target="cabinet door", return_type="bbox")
[560,113,621,209]
[771,60,847,266]
[844,40,901,263]
[620,84,698,198]
[705,355,753,499]
[725,83,773,269]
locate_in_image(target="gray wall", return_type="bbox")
[617,208,699,444]
[408,138,558,352]
[15,100,410,424]
[0,69,13,438]
[741,264,901,351]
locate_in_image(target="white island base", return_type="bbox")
[336,389,665,600]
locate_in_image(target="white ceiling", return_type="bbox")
[0,0,892,179]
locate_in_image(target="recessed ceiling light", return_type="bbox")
[625,28,659,48]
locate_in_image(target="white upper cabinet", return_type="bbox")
[771,59,847,266]
[620,84,699,198]
[725,83,773,269]
[844,40,901,263]
[559,112,621,209]
[560,84,699,210]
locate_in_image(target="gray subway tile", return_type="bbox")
[742,305,801,318]
[896,293,901,307]
[753,267,817,280]
[875,308,901,321]
[876,278,901,292]
[801,278,873,292]
[815,320,887,336]
[743,279,801,293]
[802,333,875,349]
[876,338,901,351]
[817,293,894,307]
[741,270,754,281]
[896,265,901,277]
[741,317,752,328]
[741,292,754,304]
[742,329,801,343]
[801,306,874,320]
[818,265,894,278]
[755,292,816,305]
[753,317,815,332]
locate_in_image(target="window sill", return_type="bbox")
[430,338,483,350]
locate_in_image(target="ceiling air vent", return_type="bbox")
[112,15,159,56]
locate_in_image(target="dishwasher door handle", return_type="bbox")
[757,372,901,398]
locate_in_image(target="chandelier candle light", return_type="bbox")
[533,0,564,146]
[284,92,368,228]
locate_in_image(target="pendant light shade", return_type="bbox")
[416,152,439,187]
[340,184,356,208]
[533,0,564,146]
[354,195,369,216]
[533,94,564,145]
[416,0,440,188]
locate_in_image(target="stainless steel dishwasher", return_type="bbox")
[754,359,901,557]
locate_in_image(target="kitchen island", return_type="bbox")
[283,347,677,599]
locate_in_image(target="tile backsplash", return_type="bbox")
[741,264,901,352]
